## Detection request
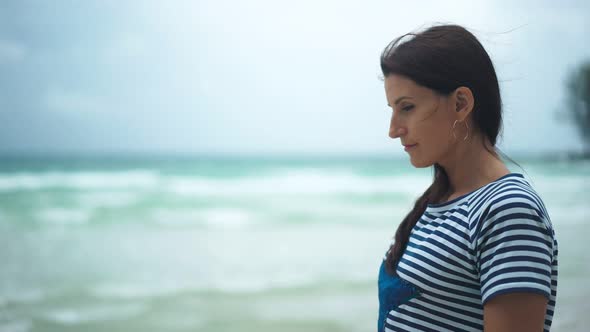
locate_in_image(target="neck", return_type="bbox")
[438,135,510,198]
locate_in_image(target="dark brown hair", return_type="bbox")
[380,24,518,275]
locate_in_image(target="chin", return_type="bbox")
[410,157,434,168]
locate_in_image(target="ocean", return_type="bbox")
[0,155,588,332]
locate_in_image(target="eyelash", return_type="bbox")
[402,105,414,112]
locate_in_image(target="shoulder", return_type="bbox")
[471,176,557,307]
[469,175,554,240]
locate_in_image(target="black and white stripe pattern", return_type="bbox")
[384,173,558,332]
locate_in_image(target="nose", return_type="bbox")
[389,113,406,139]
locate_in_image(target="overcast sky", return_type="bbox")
[0,0,589,157]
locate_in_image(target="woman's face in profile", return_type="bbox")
[384,74,456,168]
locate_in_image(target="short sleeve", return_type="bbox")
[474,195,555,305]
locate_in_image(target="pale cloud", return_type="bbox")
[0,0,588,155]
[44,88,105,114]
[0,40,25,63]
[102,33,148,64]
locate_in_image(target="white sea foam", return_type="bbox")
[0,288,46,306]
[151,208,203,226]
[0,170,160,191]
[209,274,316,293]
[0,320,31,332]
[75,191,141,208]
[151,207,254,228]
[166,169,430,197]
[152,202,401,229]
[36,207,92,225]
[545,204,589,225]
[90,277,320,299]
[42,303,147,325]
[201,208,254,228]
[90,282,191,300]
[269,198,408,221]
[0,160,587,331]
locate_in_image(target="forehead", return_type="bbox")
[384,74,431,102]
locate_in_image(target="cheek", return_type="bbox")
[411,117,448,143]
[413,119,453,157]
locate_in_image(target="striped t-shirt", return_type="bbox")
[379,173,558,332]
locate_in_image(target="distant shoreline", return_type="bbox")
[0,149,588,163]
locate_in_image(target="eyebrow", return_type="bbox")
[387,96,413,107]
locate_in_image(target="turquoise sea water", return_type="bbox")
[0,155,588,331]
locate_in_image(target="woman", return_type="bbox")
[377,25,558,332]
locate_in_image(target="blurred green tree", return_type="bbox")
[565,61,590,156]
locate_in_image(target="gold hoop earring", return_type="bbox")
[452,120,469,141]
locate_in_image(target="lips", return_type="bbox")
[403,143,418,151]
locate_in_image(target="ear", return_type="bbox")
[453,86,474,121]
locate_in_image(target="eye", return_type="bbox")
[402,105,414,112]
